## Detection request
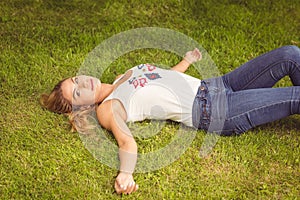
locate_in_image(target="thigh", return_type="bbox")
[222,45,300,91]
[221,86,300,135]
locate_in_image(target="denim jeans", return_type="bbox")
[193,45,300,135]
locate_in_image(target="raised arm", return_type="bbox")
[171,48,202,73]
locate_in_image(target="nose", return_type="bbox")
[78,78,89,89]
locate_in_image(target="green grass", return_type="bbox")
[1,0,299,199]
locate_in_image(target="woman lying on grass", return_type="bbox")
[41,45,300,195]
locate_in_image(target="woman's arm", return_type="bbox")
[171,48,202,73]
[111,114,138,195]
[97,100,138,195]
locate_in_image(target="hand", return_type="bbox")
[184,48,202,64]
[115,172,138,195]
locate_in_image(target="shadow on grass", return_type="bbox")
[252,116,300,137]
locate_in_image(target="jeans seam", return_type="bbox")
[240,59,300,90]
[226,99,297,121]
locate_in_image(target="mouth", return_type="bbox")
[90,79,94,91]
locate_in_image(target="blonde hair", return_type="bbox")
[40,79,97,133]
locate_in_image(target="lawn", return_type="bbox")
[0,0,299,199]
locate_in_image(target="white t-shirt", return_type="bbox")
[104,64,200,127]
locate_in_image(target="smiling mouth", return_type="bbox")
[90,79,94,91]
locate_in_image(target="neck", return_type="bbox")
[97,84,114,102]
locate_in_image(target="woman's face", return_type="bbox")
[61,75,101,106]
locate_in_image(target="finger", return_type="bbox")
[119,184,127,191]
[197,49,202,60]
[114,181,123,194]
[192,51,198,58]
[116,180,128,192]
[116,177,128,191]
[121,182,135,194]
[133,184,139,192]
[193,49,202,60]
[126,181,136,194]
[122,181,133,194]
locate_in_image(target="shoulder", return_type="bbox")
[96,99,127,130]
[114,69,133,87]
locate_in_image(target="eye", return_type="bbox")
[76,89,80,97]
[75,77,79,84]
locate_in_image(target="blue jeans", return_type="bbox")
[193,45,300,135]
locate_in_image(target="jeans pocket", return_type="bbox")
[192,81,212,130]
